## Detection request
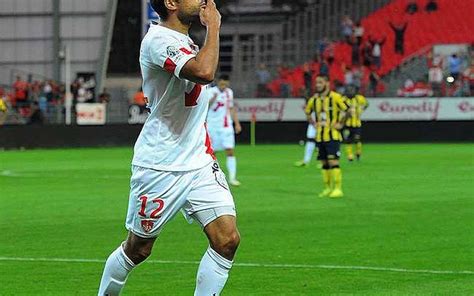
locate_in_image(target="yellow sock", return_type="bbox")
[331,167,342,190]
[346,145,354,160]
[356,142,362,157]
[322,167,332,189]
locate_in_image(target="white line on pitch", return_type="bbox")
[0,257,472,275]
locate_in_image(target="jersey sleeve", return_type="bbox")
[149,36,196,79]
[336,94,348,111]
[305,97,315,115]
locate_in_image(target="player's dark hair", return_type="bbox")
[219,74,230,81]
[150,0,168,20]
[317,74,330,81]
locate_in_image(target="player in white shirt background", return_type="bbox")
[98,0,240,295]
[206,74,242,186]
[294,122,317,168]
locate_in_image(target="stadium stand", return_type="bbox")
[267,0,474,97]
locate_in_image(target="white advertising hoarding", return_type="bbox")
[235,98,474,122]
[76,103,107,125]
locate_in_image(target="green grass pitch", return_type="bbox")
[1,144,473,295]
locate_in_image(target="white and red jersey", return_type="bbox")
[132,23,215,172]
[206,86,234,130]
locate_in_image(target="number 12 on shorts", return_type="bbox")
[138,196,165,219]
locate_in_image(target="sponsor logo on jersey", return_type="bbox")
[166,45,181,58]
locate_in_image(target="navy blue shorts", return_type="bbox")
[343,127,362,143]
[317,141,341,160]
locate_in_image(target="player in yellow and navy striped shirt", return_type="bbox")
[305,75,349,198]
[343,85,369,161]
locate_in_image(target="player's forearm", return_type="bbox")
[231,108,240,125]
[306,114,315,125]
[194,26,220,82]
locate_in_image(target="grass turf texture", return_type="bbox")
[0,144,473,295]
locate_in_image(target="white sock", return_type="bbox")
[303,141,316,164]
[194,247,233,296]
[98,244,135,296]
[226,156,237,180]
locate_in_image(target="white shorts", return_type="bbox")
[208,127,235,151]
[125,161,236,238]
[306,124,316,139]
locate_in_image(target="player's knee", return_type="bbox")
[214,230,240,259]
[124,239,154,264]
[226,149,235,157]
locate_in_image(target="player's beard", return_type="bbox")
[177,10,200,26]
[316,85,328,95]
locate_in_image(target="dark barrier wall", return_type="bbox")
[1,121,473,149]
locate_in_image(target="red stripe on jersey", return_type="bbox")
[185,84,202,107]
[204,123,216,160]
[179,47,192,55]
[164,58,177,73]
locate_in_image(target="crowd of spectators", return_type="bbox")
[0,75,110,125]
[257,13,388,98]
[256,0,453,99]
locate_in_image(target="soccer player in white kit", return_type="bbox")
[206,74,242,186]
[98,1,240,295]
[294,122,317,167]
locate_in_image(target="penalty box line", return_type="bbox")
[0,256,473,275]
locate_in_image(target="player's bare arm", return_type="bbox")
[181,0,221,84]
[230,107,242,134]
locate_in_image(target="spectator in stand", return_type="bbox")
[98,89,111,104]
[428,62,443,97]
[448,53,462,81]
[29,80,41,103]
[255,63,271,97]
[348,36,361,66]
[370,36,386,69]
[353,21,364,46]
[319,58,330,77]
[13,76,29,108]
[389,21,408,55]
[278,64,292,97]
[344,66,354,86]
[369,68,380,97]
[406,0,418,14]
[361,40,373,67]
[43,80,54,103]
[425,0,438,13]
[352,66,362,91]
[303,63,313,98]
[38,85,48,115]
[341,15,354,43]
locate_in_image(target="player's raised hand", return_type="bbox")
[200,0,221,28]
